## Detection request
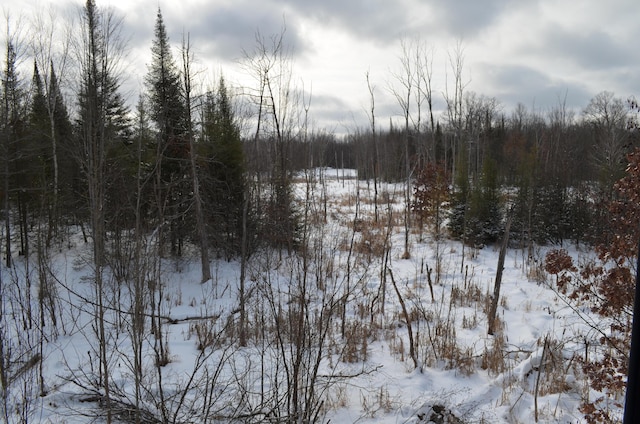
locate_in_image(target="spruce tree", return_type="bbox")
[448,154,503,246]
[28,62,52,222]
[47,62,76,228]
[1,40,26,266]
[145,8,190,255]
[202,77,246,256]
[29,61,75,232]
[448,149,470,241]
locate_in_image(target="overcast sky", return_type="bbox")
[4,0,640,135]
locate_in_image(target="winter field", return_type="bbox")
[1,168,621,423]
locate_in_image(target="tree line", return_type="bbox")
[1,3,637,267]
[1,1,639,422]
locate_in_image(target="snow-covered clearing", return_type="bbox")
[1,168,620,423]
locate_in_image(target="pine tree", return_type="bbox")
[202,77,246,256]
[28,62,52,225]
[1,40,27,266]
[447,149,470,241]
[145,8,190,256]
[47,62,76,228]
[448,154,503,246]
[469,157,502,245]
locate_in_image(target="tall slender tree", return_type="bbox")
[202,77,246,256]
[181,32,211,282]
[30,7,73,241]
[243,25,301,253]
[1,37,26,268]
[145,7,189,256]
[75,1,129,420]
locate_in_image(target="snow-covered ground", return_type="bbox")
[1,168,621,423]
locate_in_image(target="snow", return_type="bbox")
[0,168,623,423]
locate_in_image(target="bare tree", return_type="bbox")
[74,1,129,420]
[366,70,379,222]
[583,90,629,189]
[181,33,211,283]
[488,206,513,335]
[415,41,436,162]
[242,22,300,254]
[463,92,500,179]
[30,6,73,241]
[444,40,468,182]
[389,38,415,259]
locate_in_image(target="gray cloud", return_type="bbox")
[537,25,634,70]
[274,0,418,43]
[9,0,639,133]
[115,0,309,67]
[428,0,522,37]
[182,3,306,62]
[479,63,593,112]
[306,93,356,132]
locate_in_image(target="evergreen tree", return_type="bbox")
[468,157,502,245]
[448,154,503,246]
[27,60,76,243]
[145,8,190,256]
[28,62,52,218]
[447,149,470,241]
[1,40,27,265]
[201,77,246,256]
[47,62,77,227]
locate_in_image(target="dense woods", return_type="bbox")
[0,1,639,423]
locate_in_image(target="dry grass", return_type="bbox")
[190,318,220,351]
[340,320,371,363]
[482,331,507,376]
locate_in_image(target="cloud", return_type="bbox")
[537,25,633,71]
[428,0,522,37]
[273,0,423,43]
[115,0,308,66]
[9,0,639,134]
[183,3,306,62]
[478,63,592,111]
[305,93,354,131]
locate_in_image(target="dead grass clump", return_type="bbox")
[451,282,485,307]
[340,320,370,363]
[353,227,387,257]
[190,318,220,351]
[536,338,573,396]
[527,258,547,284]
[462,311,479,329]
[456,347,476,376]
[389,332,406,362]
[335,193,353,207]
[482,332,507,376]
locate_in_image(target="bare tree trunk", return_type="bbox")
[389,268,418,369]
[3,168,9,269]
[445,41,467,185]
[31,8,72,243]
[390,38,414,259]
[182,33,211,283]
[488,207,513,335]
[366,71,379,223]
[0,226,8,423]
[76,2,128,420]
[238,191,249,347]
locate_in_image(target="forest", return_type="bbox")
[1,0,640,423]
